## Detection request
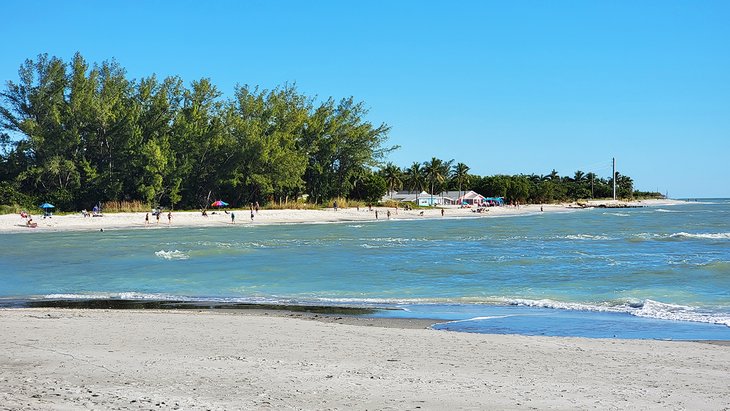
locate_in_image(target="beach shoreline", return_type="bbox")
[0,198,685,233]
[1,307,728,409]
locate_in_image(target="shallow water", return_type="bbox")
[1,199,729,339]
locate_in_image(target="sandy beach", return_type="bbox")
[1,308,728,410]
[0,199,684,233]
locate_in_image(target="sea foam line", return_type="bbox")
[37,293,730,327]
[669,232,730,240]
[155,249,190,260]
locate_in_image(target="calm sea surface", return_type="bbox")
[2,200,729,340]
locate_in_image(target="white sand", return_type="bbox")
[1,309,728,410]
[0,199,684,233]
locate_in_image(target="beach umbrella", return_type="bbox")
[211,200,229,207]
[39,203,55,209]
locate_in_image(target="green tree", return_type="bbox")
[302,97,393,203]
[380,162,403,198]
[229,84,308,205]
[350,172,386,203]
[451,162,470,200]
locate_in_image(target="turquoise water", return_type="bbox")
[1,200,729,339]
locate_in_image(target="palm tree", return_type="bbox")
[585,172,597,198]
[381,163,403,198]
[404,162,425,203]
[451,162,470,203]
[615,173,634,199]
[423,157,451,205]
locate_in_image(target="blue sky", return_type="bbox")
[2,1,728,197]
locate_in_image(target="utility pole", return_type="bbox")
[612,157,616,201]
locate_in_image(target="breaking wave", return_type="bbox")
[632,232,730,241]
[561,234,613,241]
[34,293,730,327]
[155,250,190,260]
[669,232,730,240]
[502,298,730,327]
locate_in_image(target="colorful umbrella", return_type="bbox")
[39,203,55,209]
[211,200,229,207]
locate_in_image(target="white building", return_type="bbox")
[383,191,437,206]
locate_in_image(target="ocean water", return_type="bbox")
[1,199,729,340]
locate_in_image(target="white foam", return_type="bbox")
[503,297,730,327]
[44,293,111,300]
[656,208,680,213]
[155,249,190,260]
[38,293,730,328]
[445,315,519,324]
[669,232,730,240]
[42,292,192,301]
[603,212,630,217]
[562,234,613,241]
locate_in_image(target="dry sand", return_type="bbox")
[0,199,684,233]
[1,308,728,410]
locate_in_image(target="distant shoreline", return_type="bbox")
[0,198,685,234]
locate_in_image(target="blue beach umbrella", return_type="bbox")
[39,203,55,209]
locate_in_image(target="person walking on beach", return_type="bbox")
[145,213,149,225]
[231,212,235,224]
[333,200,338,211]
[167,211,172,224]
[250,209,254,221]
[255,201,259,214]
[375,210,379,220]
[156,211,160,224]
[387,210,391,219]
[441,209,444,217]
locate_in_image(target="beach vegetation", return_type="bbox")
[0,53,395,211]
[0,53,661,211]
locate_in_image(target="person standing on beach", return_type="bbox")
[375,210,378,219]
[334,200,338,211]
[441,209,444,217]
[387,210,391,220]
[231,212,235,223]
[156,212,160,224]
[255,201,259,214]
[250,209,254,221]
[145,213,149,225]
[167,211,172,224]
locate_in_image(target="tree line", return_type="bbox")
[378,160,645,204]
[0,53,656,211]
[0,53,394,210]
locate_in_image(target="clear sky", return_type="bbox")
[2,1,728,198]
